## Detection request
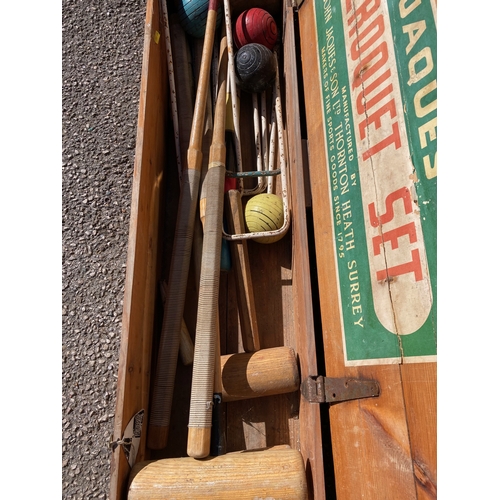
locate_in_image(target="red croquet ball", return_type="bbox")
[234,8,278,51]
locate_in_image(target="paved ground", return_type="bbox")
[62,1,147,498]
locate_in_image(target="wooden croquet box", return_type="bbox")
[110,0,437,498]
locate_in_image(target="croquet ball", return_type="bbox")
[245,193,286,244]
[234,8,278,50]
[177,0,222,38]
[235,43,275,93]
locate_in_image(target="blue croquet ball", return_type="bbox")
[177,0,223,38]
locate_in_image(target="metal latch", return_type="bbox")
[301,376,380,404]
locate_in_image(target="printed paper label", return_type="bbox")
[314,0,437,365]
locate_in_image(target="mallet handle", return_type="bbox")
[187,24,229,459]
[160,281,194,366]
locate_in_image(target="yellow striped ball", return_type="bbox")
[245,193,286,244]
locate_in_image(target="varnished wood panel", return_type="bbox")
[402,362,437,498]
[297,0,437,498]
[110,0,168,498]
[282,4,326,498]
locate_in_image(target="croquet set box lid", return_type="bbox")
[109,0,437,499]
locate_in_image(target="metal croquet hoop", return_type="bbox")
[222,0,289,243]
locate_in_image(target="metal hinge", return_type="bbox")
[301,376,380,404]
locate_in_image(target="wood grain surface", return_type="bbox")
[128,447,307,499]
[298,0,437,498]
[225,189,260,351]
[109,0,168,496]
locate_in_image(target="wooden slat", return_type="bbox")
[110,0,167,498]
[282,3,326,499]
[401,362,437,498]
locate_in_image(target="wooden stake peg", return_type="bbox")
[225,189,260,351]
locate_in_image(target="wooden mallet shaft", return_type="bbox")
[187,22,229,460]
[160,281,194,366]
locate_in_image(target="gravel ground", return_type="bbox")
[62,0,147,498]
